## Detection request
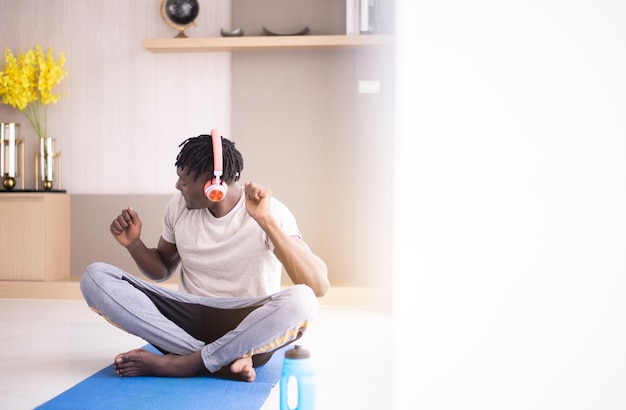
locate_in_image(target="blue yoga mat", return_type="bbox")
[36,345,285,410]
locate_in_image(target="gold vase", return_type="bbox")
[36,137,62,191]
[1,123,25,190]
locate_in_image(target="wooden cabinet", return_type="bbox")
[0,193,70,281]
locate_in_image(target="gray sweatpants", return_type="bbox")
[80,262,318,373]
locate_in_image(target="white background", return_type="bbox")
[394,1,626,408]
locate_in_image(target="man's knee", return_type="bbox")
[80,262,117,301]
[293,283,317,301]
[286,284,319,320]
[80,261,105,285]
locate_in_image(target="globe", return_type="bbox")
[160,0,199,38]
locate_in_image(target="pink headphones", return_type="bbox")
[203,129,227,202]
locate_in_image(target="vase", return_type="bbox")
[36,137,61,191]
[0,123,24,190]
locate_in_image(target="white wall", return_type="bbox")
[0,0,232,193]
[394,1,626,409]
[1,0,396,290]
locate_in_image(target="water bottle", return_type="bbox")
[280,345,316,410]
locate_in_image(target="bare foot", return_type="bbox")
[113,349,256,382]
[114,349,205,378]
[230,356,256,382]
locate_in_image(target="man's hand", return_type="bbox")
[244,182,272,223]
[110,206,142,248]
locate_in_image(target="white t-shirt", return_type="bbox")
[161,190,301,297]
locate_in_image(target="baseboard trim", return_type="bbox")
[0,280,389,308]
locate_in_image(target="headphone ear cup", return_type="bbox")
[204,179,212,198]
[204,179,228,202]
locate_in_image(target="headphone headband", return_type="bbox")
[204,129,227,202]
[211,129,223,180]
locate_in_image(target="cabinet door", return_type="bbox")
[0,197,46,280]
[0,194,70,281]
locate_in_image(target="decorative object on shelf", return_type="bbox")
[0,45,67,191]
[0,46,67,141]
[359,0,375,34]
[35,137,62,191]
[347,0,386,35]
[160,0,199,38]
[0,123,24,190]
[262,26,310,36]
[220,28,244,37]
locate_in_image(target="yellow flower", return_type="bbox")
[0,46,67,139]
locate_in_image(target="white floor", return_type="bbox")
[0,298,392,410]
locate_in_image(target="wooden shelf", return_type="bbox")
[143,34,394,53]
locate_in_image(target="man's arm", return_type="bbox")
[110,206,180,282]
[264,219,330,297]
[244,183,330,297]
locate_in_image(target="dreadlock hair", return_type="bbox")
[175,134,244,183]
